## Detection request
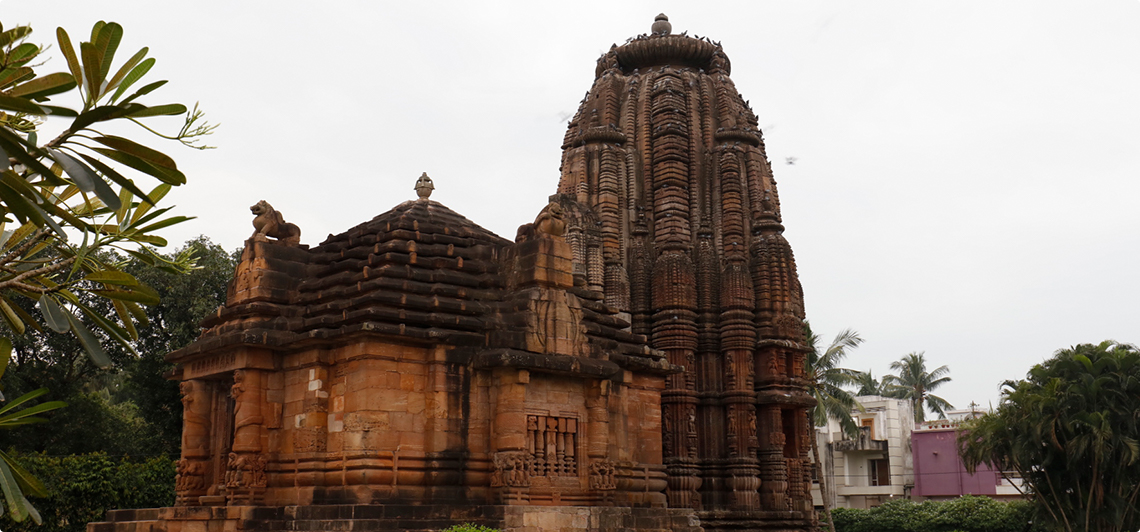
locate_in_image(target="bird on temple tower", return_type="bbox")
[553,14,817,532]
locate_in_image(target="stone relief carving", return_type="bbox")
[490,451,533,488]
[179,380,210,456]
[588,459,617,491]
[526,415,578,477]
[175,458,206,492]
[225,451,267,489]
[250,200,301,246]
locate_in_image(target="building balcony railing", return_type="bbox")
[915,419,963,431]
[832,426,888,452]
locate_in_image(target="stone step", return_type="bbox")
[105,509,163,522]
[88,504,705,532]
[89,520,161,532]
[252,519,503,532]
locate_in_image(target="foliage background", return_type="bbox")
[0,453,173,532]
[0,237,238,457]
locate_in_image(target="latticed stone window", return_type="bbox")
[527,415,578,476]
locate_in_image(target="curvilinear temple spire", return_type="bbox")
[554,14,816,530]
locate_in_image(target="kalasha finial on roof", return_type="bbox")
[651,13,671,35]
[414,172,434,200]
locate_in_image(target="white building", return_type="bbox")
[811,395,914,509]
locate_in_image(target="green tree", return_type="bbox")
[805,324,865,436]
[119,236,238,453]
[0,338,66,526]
[0,19,211,522]
[0,237,237,456]
[853,369,883,396]
[804,322,864,532]
[882,352,952,423]
[959,341,1140,532]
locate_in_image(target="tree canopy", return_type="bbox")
[882,351,952,423]
[853,369,884,397]
[804,323,864,436]
[0,18,212,522]
[959,341,1140,532]
[0,19,212,367]
[0,237,238,457]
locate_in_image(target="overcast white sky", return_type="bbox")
[5,1,1138,412]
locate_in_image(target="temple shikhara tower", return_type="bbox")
[553,14,814,530]
[90,15,815,532]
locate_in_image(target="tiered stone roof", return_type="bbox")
[170,197,670,377]
[298,199,509,346]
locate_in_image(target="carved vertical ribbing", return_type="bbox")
[598,146,623,262]
[695,228,720,389]
[694,227,721,485]
[654,249,701,508]
[792,410,813,512]
[684,73,704,233]
[638,70,657,243]
[716,124,761,509]
[649,68,700,509]
[627,221,652,336]
[758,405,788,511]
[603,76,621,125]
[649,71,692,247]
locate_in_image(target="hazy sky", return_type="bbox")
[5,1,1138,412]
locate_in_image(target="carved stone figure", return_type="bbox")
[179,380,210,458]
[490,451,533,488]
[224,452,245,488]
[231,370,264,453]
[515,201,567,242]
[175,458,206,492]
[589,459,617,491]
[250,200,301,246]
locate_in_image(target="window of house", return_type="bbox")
[869,458,890,486]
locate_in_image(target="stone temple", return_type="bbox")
[90,14,815,532]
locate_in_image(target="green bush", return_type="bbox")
[831,495,1041,532]
[0,453,175,532]
[440,525,502,532]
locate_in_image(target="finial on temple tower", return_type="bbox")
[652,13,671,35]
[414,172,434,200]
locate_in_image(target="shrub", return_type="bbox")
[0,453,175,532]
[831,495,1041,532]
[440,525,502,532]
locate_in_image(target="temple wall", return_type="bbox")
[258,341,495,506]
[174,340,669,509]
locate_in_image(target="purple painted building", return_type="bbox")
[911,421,1022,500]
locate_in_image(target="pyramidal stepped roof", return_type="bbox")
[297,198,512,344]
[172,179,666,375]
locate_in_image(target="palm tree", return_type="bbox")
[805,326,865,436]
[882,352,953,423]
[804,323,864,532]
[853,369,883,396]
